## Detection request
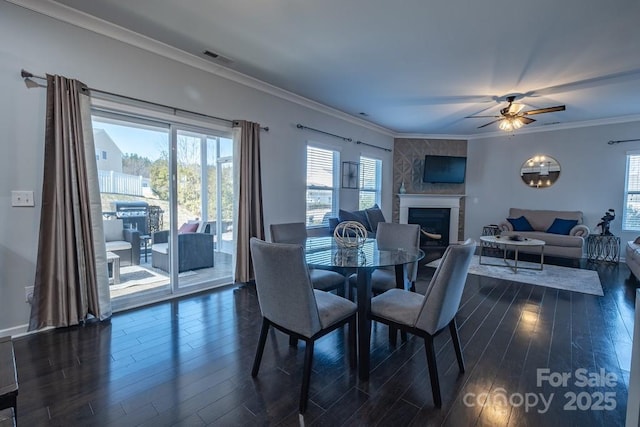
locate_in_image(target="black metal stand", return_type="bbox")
[586,234,620,263]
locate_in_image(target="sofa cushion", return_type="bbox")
[105,240,132,252]
[103,219,124,242]
[546,218,578,235]
[365,204,386,232]
[507,216,534,232]
[152,242,169,255]
[339,209,371,231]
[179,222,199,234]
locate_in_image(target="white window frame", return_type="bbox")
[623,151,640,231]
[359,155,382,210]
[306,144,340,228]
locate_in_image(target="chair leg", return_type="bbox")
[348,316,357,368]
[300,340,315,414]
[449,318,465,373]
[252,318,270,377]
[424,335,442,408]
[389,326,397,346]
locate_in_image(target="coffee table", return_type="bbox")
[479,235,545,273]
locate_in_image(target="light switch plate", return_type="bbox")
[11,190,35,207]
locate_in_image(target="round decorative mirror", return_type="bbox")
[520,155,561,188]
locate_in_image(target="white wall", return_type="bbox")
[0,2,394,332]
[465,120,640,254]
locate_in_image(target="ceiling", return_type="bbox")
[52,0,640,136]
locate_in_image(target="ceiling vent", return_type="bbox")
[203,50,234,65]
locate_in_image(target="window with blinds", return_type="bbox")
[359,156,382,210]
[624,153,640,230]
[306,146,338,227]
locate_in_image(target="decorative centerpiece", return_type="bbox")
[333,220,368,248]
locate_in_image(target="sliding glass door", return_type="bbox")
[92,111,234,309]
[93,114,172,306]
[175,130,234,289]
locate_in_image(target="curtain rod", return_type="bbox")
[296,124,392,152]
[608,138,640,145]
[20,69,269,131]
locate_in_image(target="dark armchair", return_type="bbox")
[151,230,214,273]
[103,219,140,266]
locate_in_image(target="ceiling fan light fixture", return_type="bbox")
[498,116,524,131]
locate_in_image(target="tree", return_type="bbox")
[122,153,152,177]
[149,154,169,200]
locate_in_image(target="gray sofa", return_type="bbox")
[498,208,590,259]
[327,204,386,238]
[626,238,640,280]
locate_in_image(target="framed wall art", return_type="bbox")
[341,161,359,189]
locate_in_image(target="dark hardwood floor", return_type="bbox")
[12,258,637,426]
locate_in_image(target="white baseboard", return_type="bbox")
[0,324,55,339]
[0,324,29,338]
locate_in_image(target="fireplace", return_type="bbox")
[408,208,450,247]
[398,194,464,246]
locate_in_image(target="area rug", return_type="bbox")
[111,265,167,290]
[425,255,604,296]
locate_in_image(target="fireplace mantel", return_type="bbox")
[398,194,465,244]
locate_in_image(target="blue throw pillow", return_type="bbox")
[546,218,578,235]
[507,216,534,232]
[338,209,371,231]
[365,204,386,232]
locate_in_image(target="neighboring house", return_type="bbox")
[93,128,123,173]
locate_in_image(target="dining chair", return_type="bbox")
[369,238,476,408]
[349,222,421,295]
[270,222,347,296]
[249,238,357,414]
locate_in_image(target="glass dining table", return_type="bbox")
[305,236,425,380]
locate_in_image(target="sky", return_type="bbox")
[93,118,234,161]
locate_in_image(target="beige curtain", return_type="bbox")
[233,120,265,283]
[29,74,111,330]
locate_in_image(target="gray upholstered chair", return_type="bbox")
[270,222,347,296]
[349,222,421,295]
[370,238,476,408]
[249,238,357,414]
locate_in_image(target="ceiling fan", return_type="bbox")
[467,95,566,131]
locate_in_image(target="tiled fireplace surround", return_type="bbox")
[393,137,467,241]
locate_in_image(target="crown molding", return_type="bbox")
[9,0,640,142]
[393,133,468,141]
[394,114,640,140]
[466,113,640,140]
[7,0,395,137]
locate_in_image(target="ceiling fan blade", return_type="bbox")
[477,119,503,129]
[520,117,536,125]
[522,105,566,115]
[465,115,502,119]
